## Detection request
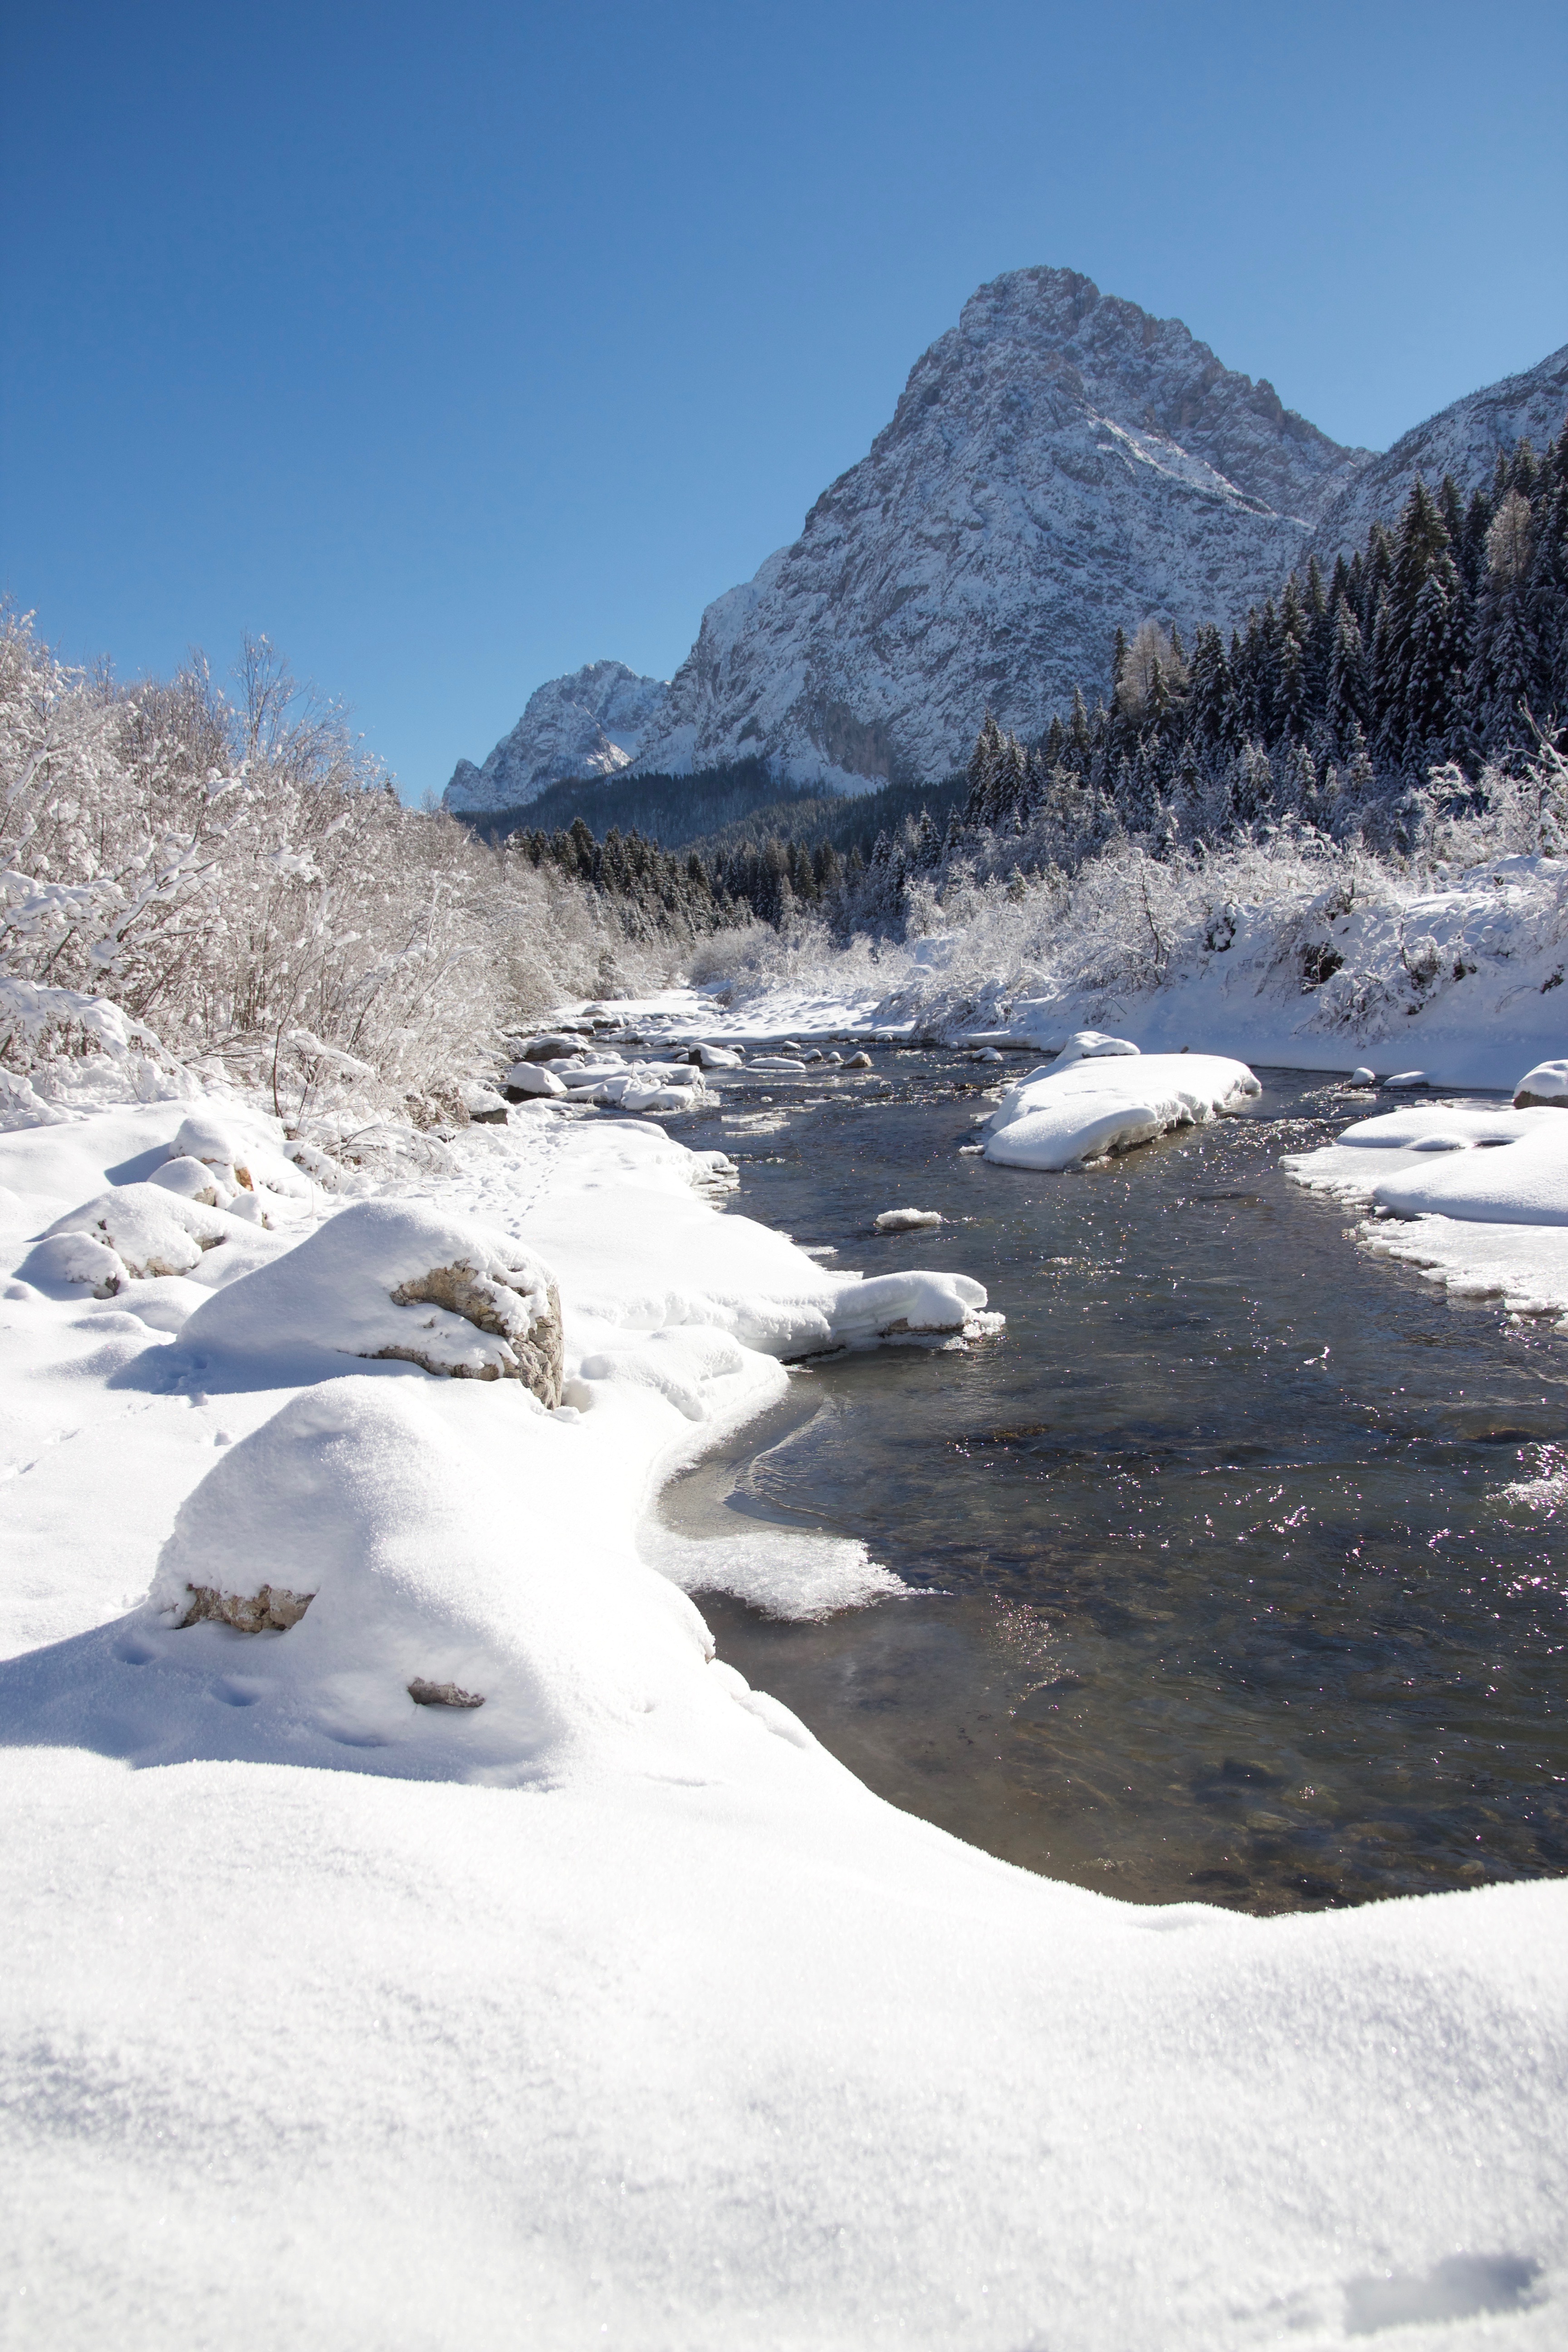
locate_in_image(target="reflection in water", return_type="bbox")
[662,1054,1568,1911]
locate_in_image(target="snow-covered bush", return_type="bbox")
[0,610,700,1129]
[701,737,1568,1056]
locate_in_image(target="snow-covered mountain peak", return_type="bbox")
[629,265,1372,789]
[879,267,1365,524]
[445,269,1567,808]
[444,660,668,815]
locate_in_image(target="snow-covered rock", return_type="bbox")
[1514,1058,1568,1108]
[33,1183,239,1293]
[443,661,669,814]
[503,1061,569,1100]
[175,1199,565,1400]
[874,1208,943,1232]
[984,1051,1260,1170]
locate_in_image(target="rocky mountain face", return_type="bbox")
[444,661,667,814]
[445,271,1568,808]
[1307,342,1568,562]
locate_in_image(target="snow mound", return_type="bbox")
[1054,1029,1140,1068]
[1515,1059,1568,1108]
[33,1182,238,1293]
[983,1052,1260,1171]
[176,1199,564,1397]
[1287,1105,1568,1226]
[0,1375,728,1780]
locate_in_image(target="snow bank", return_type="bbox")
[1286,1099,1568,1322]
[1285,1103,1568,1225]
[983,1051,1260,1170]
[2,1744,1564,2351]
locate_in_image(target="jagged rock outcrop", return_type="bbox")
[445,661,668,814]
[446,269,1568,803]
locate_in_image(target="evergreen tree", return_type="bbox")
[1324,598,1369,750]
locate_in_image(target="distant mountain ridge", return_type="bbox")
[444,660,666,816]
[444,270,1567,811]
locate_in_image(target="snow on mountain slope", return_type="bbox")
[629,265,1372,790]
[1308,341,1568,562]
[444,660,668,814]
[444,272,1568,809]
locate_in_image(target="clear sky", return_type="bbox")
[3,1,1564,800]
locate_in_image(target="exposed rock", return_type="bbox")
[408,1676,485,1709]
[176,1583,313,1633]
[382,1264,564,1406]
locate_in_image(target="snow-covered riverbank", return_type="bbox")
[3,1082,1567,2349]
[645,838,1568,1094]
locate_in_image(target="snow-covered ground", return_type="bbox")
[4,1080,1568,2348]
[660,845,1568,1093]
[1285,1098,1568,1326]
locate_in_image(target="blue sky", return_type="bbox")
[3,0,1564,799]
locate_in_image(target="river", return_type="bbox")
[661,1047,1568,1912]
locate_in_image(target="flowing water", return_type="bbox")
[660,1049,1568,1911]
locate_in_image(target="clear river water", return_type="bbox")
[661,1048,1568,1913]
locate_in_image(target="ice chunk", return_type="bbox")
[874,1209,943,1232]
